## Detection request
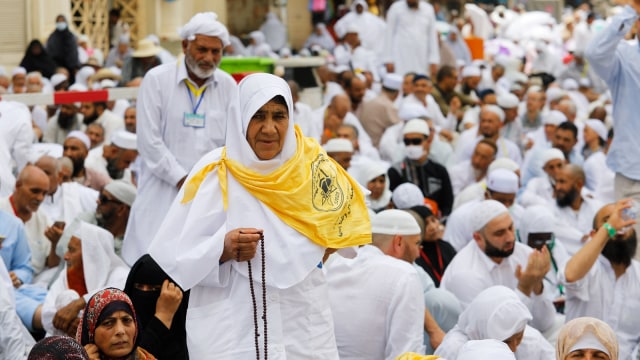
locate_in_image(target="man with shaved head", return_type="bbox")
[0,165,61,282]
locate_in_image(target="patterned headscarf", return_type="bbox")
[76,288,138,349]
[556,317,618,360]
[28,336,89,360]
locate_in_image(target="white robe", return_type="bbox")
[0,101,33,198]
[334,3,387,57]
[384,1,440,76]
[0,257,33,359]
[123,60,238,265]
[39,182,98,224]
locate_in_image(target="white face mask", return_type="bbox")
[56,22,67,31]
[405,145,425,160]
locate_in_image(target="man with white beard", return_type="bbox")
[123,12,239,265]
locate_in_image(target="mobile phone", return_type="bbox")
[527,232,553,250]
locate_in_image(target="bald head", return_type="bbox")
[330,94,351,120]
[14,165,50,215]
[562,163,585,184]
[35,155,59,195]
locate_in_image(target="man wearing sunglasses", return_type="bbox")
[388,119,454,217]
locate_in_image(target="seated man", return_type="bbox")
[0,257,34,358]
[519,148,566,208]
[440,200,557,336]
[447,139,497,196]
[559,200,640,360]
[63,131,112,191]
[325,210,428,359]
[85,130,138,183]
[323,138,354,170]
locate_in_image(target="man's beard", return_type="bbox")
[71,157,84,178]
[185,53,215,80]
[602,230,637,268]
[83,111,99,125]
[484,237,514,258]
[58,112,77,130]
[106,158,124,180]
[556,187,579,208]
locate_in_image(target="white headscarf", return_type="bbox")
[178,12,230,46]
[457,339,516,360]
[518,205,556,243]
[349,158,391,211]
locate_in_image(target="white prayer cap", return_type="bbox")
[371,209,421,235]
[104,180,137,207]
[50,73,67,87]
[66,130,90,150]
[146,34,160,45]
[100,79,116,89]
[543,110,567,126]
[178,12,230,47]
[346,24,360,35]
[546,87,567,102]
[68,83,88,92]
[249,31,265,44]
[392,183,424,209]
[118,34,130,45]
[497,93,519,109]
[111,130,137,150]
[471,200,509,231]
[562,78,579,91]
[461,65,482,78]
[585,119,608,141]
[488,158,520,173]
[482,104,505,123]
[568,331,611,357]
[402,119,430,136]
[382,74,402,91]
[519,205,556,242]
[398,103,429,121]
[12,67,26,77]
[541,148,565,167]
[457,340,516,360]
[579,78,592,88]
[323,138,354,153]
[486,168,519,194]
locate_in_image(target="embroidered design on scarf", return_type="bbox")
[311,153,344,212]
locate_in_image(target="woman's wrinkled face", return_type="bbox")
[246,99,289,160]
[94,310,136,358]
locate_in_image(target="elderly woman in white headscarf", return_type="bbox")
[259,12,286,52]
[303,23,336,52]
[247,31,278,58]
[444,25,472,65]
[41,221,130,337]
[349,158,391,212]
[148,73,370,359]
[434,285,555,360]
[556,317,618,360]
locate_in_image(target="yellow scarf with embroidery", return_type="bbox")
[182,126,371,249]
[395,354,440,360]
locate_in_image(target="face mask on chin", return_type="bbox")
[405,145,425,160]
[56,22,67,31]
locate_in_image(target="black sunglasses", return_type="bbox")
[403,138,424,146]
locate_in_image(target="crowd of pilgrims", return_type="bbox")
[0,0,639,359]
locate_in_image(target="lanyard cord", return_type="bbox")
[248,234,267,360]
[185,81,207,114]
[420,244,444,283]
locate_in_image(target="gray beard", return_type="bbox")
[185,55,215,80]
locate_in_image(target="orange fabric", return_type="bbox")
[66,266,88,297]
[464,37,484,60]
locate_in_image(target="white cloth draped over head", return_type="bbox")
[148,73,327,290]
[178,12,230,46]
[349,158,391,210]
[457,285,532,341]
[457,339,516,360]
[556,317,618,360]
[518,205,556,243]
[303,23,336,51]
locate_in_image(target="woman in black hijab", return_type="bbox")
[46,14,79,80]
[20,39,57,79]
[124,255,189,360]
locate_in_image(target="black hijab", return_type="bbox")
[124,254,189,360]
[20,39,57,79]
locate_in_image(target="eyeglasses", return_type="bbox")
[403,138,424,146]
[99,193,122,205]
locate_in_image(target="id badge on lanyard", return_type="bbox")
[183,84,206,128]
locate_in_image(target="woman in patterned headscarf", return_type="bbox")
[28,336,89,360]
[556,317,618,360]
[76,288,156,360]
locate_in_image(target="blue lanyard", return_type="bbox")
[186,86,207,114]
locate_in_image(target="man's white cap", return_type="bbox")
[483,104,505,123]
[543,110,567,126]
[346,24,360,35]
[486,168,519,194]
[382,74,403,91]
[546,87,567,102]
[66,130,90,150]
[111,131,137,150]
[488,158,520,173]
[104,180,137,207]
[68,83,88,92]
[371,209,421,235]
[562,78,579,91]
[402,119,430,136]
[497,93,519,109]
[50,73,68,87]
[100,79,117,89]
[391,183,424,209]
[323,138,354,153]
[471,199,509,231]
[461,65,482,78]
[585,119,608,141]
[398,103,429,121]
[541,148,565,167]
[12,67,26,77]
[178,12,230,46]
[457,340,516,360]
[578,78,592,88]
